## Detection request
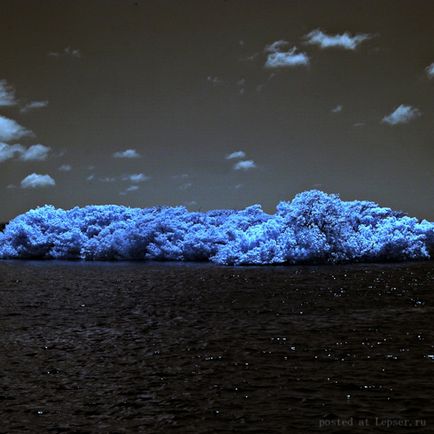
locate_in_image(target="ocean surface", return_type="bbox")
[0,260,433,433]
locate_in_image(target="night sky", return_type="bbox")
[0,0,433,222]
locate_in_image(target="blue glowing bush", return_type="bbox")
[0,190,432,264]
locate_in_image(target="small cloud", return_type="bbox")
[0,115,32,142]
[19,144,51,161]
[265,40,290,53]
[99,176,117,183]
[264,46,309,69]
[20,100,49,114]
[184,200,197,207]
[353,122,365,127]
[178,182,192,191]
[172,173,190,180]
[48,47,81,58]
[382,105,421,125]
[0,80,17,107]
[226,150,246,160]
[426,63,434,79]
[58,164,72,172]
[239,52,259,62]
[207,76,223,86]
[331,104,343,113]
[0,143,24,162]
[304,29,372,50]
[87,174,95,181]
[126,185,139,192]
[113,149,141,159]
[122,173,150,183]
[120,185,139,195]
[233,160,257,171]
[20,173,55,189]
[256,73,276,92]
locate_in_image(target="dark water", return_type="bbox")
[0,261,433,433]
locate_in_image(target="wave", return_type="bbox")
[0,190,433,264]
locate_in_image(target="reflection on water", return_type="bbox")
[0,261,433,432]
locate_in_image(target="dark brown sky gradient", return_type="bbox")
[0,0,433,221]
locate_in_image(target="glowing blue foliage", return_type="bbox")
[0,190,432,264]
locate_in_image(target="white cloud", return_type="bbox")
[426,63,434,79]
[95,173,150,184]
[100,176,117,183]
[0,143,51,162]
[0,115,32,142]
[0,143,24,162]
[19,144,51,161]
[113,149,141,159]
[126,185,139,192]
[226,150,246,160]
[233,160,257,171]
[239,52,259,62]
[0,80,17,107]
[382,105,421,125]
[178,182,192,191]
[48,47,81,58]
[20,100,49,113]
[207,76,223,86]
[21,173,55,189]
[265,40,290,53]
[264,47,309,69]
[120,185,139,195]
[58,164,72,172]
[331,104,343,113]
[122,173,150,183]
[172,173,190,180]
[304,29,371,50]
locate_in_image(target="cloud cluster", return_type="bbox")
[1,190,432,265]
[304,29,371,50]
[113,149,141,159]
[382,105,421,125]
[0,81,55,191]
[20,173,56,189]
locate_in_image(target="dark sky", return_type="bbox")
[0,0,433,221]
